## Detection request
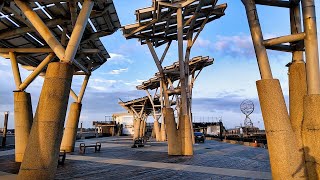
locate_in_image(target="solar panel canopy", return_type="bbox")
[123,0,226,47]
[137,56,213,90]
[119,96,161,116]
[0,0,120,72]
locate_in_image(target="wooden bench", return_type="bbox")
[79,142,101,154]
[58,150,66,165]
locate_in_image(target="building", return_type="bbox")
[112,112,134,136]
[193,122,225,138]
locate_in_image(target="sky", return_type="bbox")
[0,0,320,129]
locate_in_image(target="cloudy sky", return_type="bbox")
[1,0,320,129]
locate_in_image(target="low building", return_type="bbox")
[112,112,134,136]
[193,122,225,138]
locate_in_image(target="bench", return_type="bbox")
[79,142,101,154]
[131,136,149,148]
[58,150,66,165]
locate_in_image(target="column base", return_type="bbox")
[164,108,181,155]
[303,95,320,179]
[60,102,82,153]
[179,114,193,156]
[257,79,306,179]
[18,62,73,179]
[14,92,33,162]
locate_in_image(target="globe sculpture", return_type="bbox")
[240,100,254,127]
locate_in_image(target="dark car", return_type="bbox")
[194,132,205,143]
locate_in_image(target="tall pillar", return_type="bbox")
[257,79,305,179]
[133,118,141,140]
[301,0,320,178]
[242,0,306,178]
[14,92,33,162]
[60,102,82,152]
[179,114,193,155]
[288,3,307,171]
[143,120,146,136]
[164,108,181,155]
[160,117,166,141]
[302,96,320,178]
[18,62,73,180]
[153,120,161,141]
[288,62,307,151]
[139,119,144,137]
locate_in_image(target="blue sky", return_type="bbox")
[0,0,320,129]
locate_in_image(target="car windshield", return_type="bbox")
[194,132,203,136]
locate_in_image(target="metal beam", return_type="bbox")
[290,0,304,62]
[265,44,297,52]
[64,0,94,63]
[302,0,320,94]
[9,52,22,89]
[19,53,55,91]
[177,7,188,115]
[70,89,78,102]
[242,0,273,79]
[14,0,66,61]
[0,48,53,53]
[160,41,171,64]
[0,18,67,39]
[255,0,292,8]
[72,59,90,74]
[263,33,305,47]
[77,75,90,103]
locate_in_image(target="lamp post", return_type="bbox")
[2,111,9,147]
[80,121,83,139]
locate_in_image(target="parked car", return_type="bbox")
[194,132,205,143]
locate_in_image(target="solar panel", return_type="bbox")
[0,0,120,72]
[137,56,213,90]
[123,0,226,47]
[119,96,162,116]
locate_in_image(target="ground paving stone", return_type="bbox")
[0,137,271,179]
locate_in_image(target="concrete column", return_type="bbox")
[301,0,320,178]
[60,102,82,152]
[14,92,33,162]
[139,119,144,137]
[288,62,307,152]
[133,118,141,140]
[18,62,73,180]
[302,95,320,179]
[143,120,146,136]
[153,120,161,141]
[164,108,181,155]
[160,117,166,141]
[257,79,306,179]
[179,114,193,156]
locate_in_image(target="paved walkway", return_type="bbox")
[0,137,271,179]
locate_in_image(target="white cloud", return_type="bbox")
[108,53,133,64]
[194,37,211,47]
[108,68,128,75]
[194,34,278,57]
[87,78,146,92]
[0,59,10,66]
[91,78,117,84]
